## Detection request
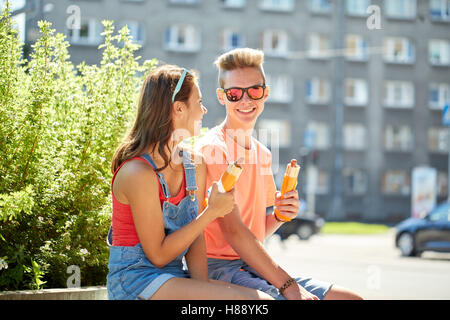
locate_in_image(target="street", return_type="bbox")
[264,230,450,300]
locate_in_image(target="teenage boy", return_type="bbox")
[197,48,362,300]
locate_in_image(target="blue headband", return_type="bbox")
[172,68,190,103]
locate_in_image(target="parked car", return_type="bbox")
[395,202,450,257]
[275,214,325,241]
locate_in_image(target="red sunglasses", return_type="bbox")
[221,84,266,102]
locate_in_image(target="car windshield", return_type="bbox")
[428,204,450,222]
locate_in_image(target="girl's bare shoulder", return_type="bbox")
[115,159,158,190]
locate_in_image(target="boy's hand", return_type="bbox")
[274,190,300,221]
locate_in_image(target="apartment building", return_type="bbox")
[22,0,450,222]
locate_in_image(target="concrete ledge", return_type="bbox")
[0,286,108,300]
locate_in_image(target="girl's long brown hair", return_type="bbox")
[111,65,197,173]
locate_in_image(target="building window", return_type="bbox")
[343,123,366,150]
[437,171,448,198]
[221,29,245,50]
[120,21,145,45]
[428,127,448,153]
[165,25,200,52]
[306,78,330,104]
[382,170,410,195]
[430,0,450,21]
[266,74,293,103]
[344,78,369,106]
[68,18,102,46]
[221,0,246,8]
[262,30,289,57]
[343,168,368,195]
[315,169,330,194]
[384,81,415,108]
[7,1,25,42]
[346,0,371,16]
[309,0,332,13]
[257,119,291,148]
[429,83,450,109]
[345,34,368,61]
[384,37,415,64]
[384,125,413,151]
[306,122,330,150]
[429,39,450,66]
[385,0,417,19]
[305,168,330,195]
[260,0,294,11]
[307,33,330,59]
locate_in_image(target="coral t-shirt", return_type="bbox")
[197,126,277,260]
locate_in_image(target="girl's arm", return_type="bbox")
[185,156,209,281]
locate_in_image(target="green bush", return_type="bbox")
[0,4,157,290]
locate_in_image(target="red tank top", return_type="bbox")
[111,157,186,246]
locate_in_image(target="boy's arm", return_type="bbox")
[217,207,315,300]
[265,210,285,238]
[185,153,209,281]
[185,234,209,281]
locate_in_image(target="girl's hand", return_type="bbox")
[207,182,235,219]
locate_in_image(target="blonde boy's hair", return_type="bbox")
[214,48,266,88]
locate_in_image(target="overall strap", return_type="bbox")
[141,153,171,199]
[107,226,113,246]
[180,150,198,200]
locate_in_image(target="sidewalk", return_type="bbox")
[0,286,107,300]
[265,232,450,300]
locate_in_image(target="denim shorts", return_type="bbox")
[107,243,190,300]
[208,258,333,300]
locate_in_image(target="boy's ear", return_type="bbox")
[216,88,226,106]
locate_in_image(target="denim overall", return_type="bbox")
[106,151,198,300]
